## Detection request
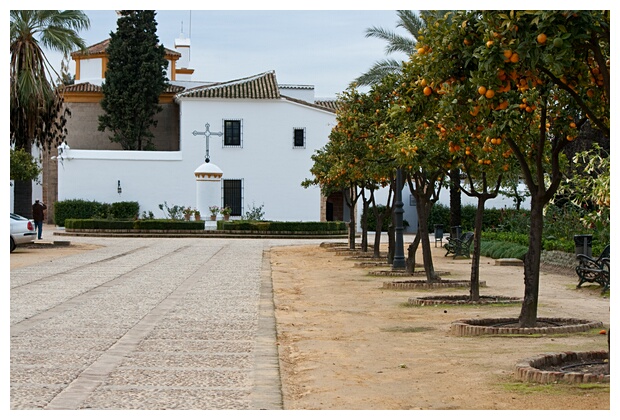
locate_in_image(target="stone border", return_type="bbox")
[372,270,451,277]
[382,280,484,290]
[515,350,609,384]
[450,317,604,336]
[408,295,520,306]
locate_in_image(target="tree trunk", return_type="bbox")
[417,198,439,283]
[360,189,369,252]
[372,206,385,259]
[13,179,33,218]
[518,197,545,327]
[469,198,488,301]
[449,168,462,228]
[387,224,395,264]
[406,232,421,274]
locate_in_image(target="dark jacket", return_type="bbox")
[32,201,47,222]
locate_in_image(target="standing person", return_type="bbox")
[32,199,47,240]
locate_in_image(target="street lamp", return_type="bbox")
[392,167,406,270]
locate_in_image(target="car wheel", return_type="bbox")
[11,237,16,253]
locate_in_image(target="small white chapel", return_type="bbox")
[46,28,353,225]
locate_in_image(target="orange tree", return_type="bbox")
[303,85,394,250]
[410,12,522,300]
[443,10,610,326]
[387,56,456,281]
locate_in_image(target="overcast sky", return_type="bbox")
[39,7,411,98]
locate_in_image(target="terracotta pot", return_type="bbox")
[195,214,201,221]
[210,215,216,221]
[224,214,230,221]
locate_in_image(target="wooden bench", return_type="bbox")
[576,245,610,292]
[444,231,474,259]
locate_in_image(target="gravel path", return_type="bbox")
[10,235,328,410]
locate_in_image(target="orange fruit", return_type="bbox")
[478,86,487,95]
[423,86,432,96]
[418,47,426,54]
[485,89,495,99]
[503,49,513,59]
[537,33,547,44]
[587,89,595,98]
[569,122,577,128]
[420,78,427,87]
[486,40,494,48]
[510,52,519,63]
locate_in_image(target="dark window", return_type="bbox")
[293,128,305,148]
[224,120,242,146]
[223,179,243,216]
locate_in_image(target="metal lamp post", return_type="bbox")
[392,167,406,270]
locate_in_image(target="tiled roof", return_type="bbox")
[314,99,339,111]
[279,84,314,90]
[62,82,102,93]
[63,82,186,94]
[71,39,181,58]
[281,95,336,114]
[175,71,281,99]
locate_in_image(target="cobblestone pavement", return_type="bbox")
[10,235,330,410]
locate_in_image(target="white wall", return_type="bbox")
[78,58,103,84]
[179,97,335,221]
[57,97,335,221]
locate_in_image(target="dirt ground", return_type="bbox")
[270,239,611,410]
[10,233,611,410]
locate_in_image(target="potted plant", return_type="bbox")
[182,206,194,221]
[220,206,232,221]
[209,205,219,221]
[194,209,201,221]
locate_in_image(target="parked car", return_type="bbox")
[10,213,36,252]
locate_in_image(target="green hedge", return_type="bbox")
[55,199,139,226]
[217,220,346,232]
[65,219,205,231]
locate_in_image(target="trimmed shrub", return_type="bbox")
[132,220,204,230]
[55,199,140,226]
[55,199,107,227]
[65,219,205,231]
[110,201,140,219]
[65,219,134,230]
[217,220,346,233]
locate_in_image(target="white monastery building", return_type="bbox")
[50,33,350,225]
[38,28,527,231]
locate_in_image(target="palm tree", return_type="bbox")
[10,10,90,217]
[354,10,425,86]
[356,10,461,232]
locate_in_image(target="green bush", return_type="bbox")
[132,220,204,230]
[218,220,346,233]
[479,240,528,260]
[55,199,140,226]
[363,205,392,232]
[65,219,204,231]
[110,201,140,219]
[65,219,134,230]
[55,199,107,227]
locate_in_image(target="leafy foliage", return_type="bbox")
[158,201,184,220]
[98,10,168,150]
[10,148,41,182]
[244,202,265,221]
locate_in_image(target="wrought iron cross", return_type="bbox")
[192,123,223,163]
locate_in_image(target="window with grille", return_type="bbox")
[224,120,242,147]
[223,179,243,216]
[293,128,306,148]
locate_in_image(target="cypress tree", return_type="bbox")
[98,10,168,150]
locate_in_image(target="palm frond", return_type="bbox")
[354,59,404,87]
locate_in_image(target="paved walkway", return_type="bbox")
[10,232,333,410]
